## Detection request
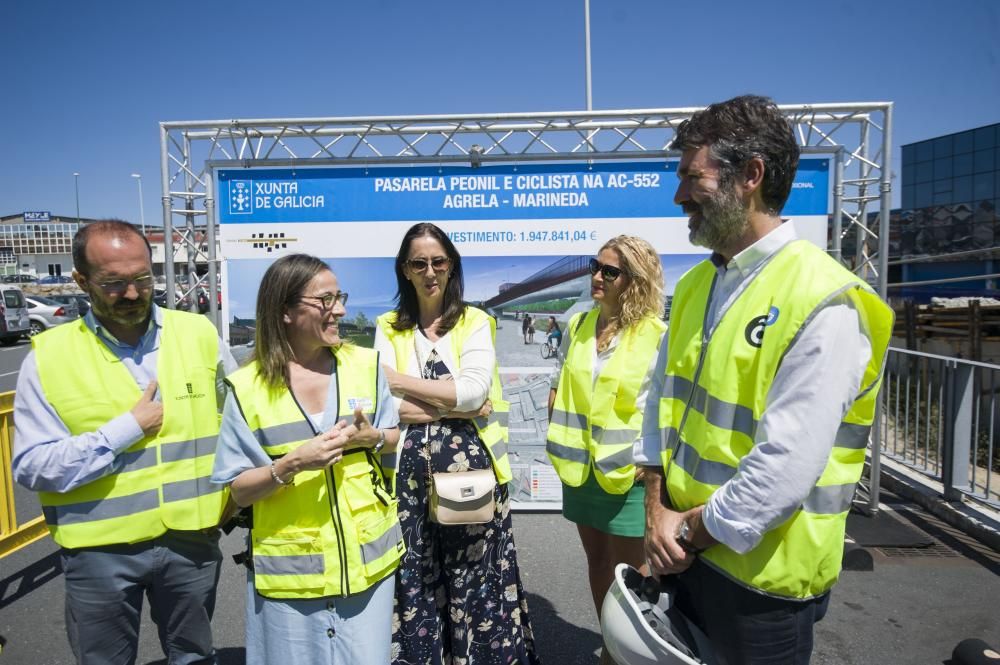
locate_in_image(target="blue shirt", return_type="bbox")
[211,356,400,485]
[12,305,238,493]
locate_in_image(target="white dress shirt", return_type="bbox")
[636,222,872,554]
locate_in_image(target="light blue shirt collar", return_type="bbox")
[83,303,163,348]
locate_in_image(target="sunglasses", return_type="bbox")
[405,256,451,273]
[589,258,626,282]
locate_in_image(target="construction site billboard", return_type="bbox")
[217,158,830,507]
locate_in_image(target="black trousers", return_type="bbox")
[674,558,831,665]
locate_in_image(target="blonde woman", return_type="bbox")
[546,235,666,663]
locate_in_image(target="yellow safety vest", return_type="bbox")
[548,309,666,494]
[660,240,893,599]
[226,344,403,599]
[375,306,512,485]
[33,310,226,549]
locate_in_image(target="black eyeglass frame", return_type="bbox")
[588,258,626,282]
[299,292,349,309]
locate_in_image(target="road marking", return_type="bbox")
[0,370,19,377]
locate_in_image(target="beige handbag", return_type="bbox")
[426,453,496,525]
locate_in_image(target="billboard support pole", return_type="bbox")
[832,147,844,261]
[204,168,219,328]
[159,123,175,307]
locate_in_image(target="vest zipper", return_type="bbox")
[667,274,719,467]
[286,361,351,596]
[323,467,350,595]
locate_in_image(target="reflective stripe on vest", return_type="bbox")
[376,306,512,484]
[34,310,225,548]
[660,240,893,599]
[547,309,666,494]
[226,344,403,599]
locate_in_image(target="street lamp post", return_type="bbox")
[130,173,146,235]
[73,172,80,224]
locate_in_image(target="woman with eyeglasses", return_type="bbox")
[374,223,540,665]
[546,235,666,665]
[211,254,403,665]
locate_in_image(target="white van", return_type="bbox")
[0,285,31,346]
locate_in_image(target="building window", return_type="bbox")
[974,149,994,174]
[933,135,953,159]
[974,126,996,151]
[953,176,973,203]
[954,131,975,154]
[974,172,994,201]
[933,157,953,181]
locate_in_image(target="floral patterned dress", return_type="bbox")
[391,349,541,665]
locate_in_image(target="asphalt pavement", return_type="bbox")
[1,501,998,664]
[2,330,1000,663]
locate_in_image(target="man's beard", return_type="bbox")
[688,181,750,253]
[91,297,151,328]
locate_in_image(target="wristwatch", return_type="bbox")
[372,428,386,455]
[677,519,706,555]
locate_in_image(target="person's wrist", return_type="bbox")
[271,458,295,486]
[676,519,706,554]
[371,428,386,454]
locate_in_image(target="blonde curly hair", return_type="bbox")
[595,235,665,351]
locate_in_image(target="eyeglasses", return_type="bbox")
[300,292,349,309]
[405,257,451,273]
[589,258,626,282]
[94,274,155,295]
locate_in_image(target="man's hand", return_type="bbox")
[645,503,696,575]
[131,380,163,437]
[642,467,696,575]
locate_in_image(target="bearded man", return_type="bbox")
[12,219,236,664]
[636,95,893,664]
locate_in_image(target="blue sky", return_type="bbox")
[2,0,998,223]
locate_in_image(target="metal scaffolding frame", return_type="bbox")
[159,102,893,511]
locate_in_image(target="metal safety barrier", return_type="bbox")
[0,391,48,557]
[879,347,1000,509]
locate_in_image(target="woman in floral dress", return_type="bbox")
[375,223,541,665]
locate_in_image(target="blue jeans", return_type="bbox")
[674,558,831,665]
[61,529,222,665]
[246,572,394,665]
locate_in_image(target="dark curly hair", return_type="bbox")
[672,95,799,214]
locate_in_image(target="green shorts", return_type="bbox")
[561,471,646,538]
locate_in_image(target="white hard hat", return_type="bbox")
[600,563,717,665]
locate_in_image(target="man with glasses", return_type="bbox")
[12,219,236,664]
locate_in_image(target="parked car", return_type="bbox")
[0,285,31,345]
[195,287,211,314]
[48,293,91,317]
[25,295,80,336]
[153,288,192,311]
[36,275,74,285]
[2,274,36,284]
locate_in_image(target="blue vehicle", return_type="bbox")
[36,275,74,285]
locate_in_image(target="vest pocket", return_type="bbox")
[252,528,326,597]
[340,459,404,577]
[356,509,404,578]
